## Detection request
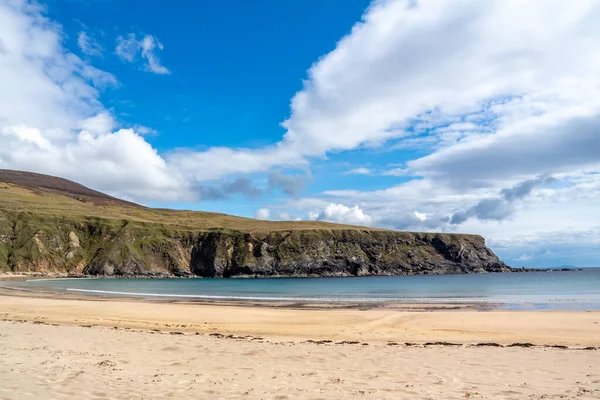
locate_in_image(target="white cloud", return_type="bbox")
[262,0,600,265]
[167,145,306,181]
[115,33,137,62]
[0,3,116,133]
[307,211,320,221]
[163,0,600,190]
[80,112,115,134]
[413,211,428,222]
[77,31,103,57]
[0,1,184,202]
[255,208,270,220]
[115,33,170,75]
[130,124,157,136]
[139,35,170,75]
[345,167,372,175]
[316,203,372,226]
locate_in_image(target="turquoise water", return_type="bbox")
[17,269,600,310]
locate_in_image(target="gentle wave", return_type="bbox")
[63,288,600,304]
[65,288,398,302]
[25,278,94,283]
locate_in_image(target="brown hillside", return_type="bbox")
[0,169,139,207]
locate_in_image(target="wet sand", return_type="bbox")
[1,290,599,346]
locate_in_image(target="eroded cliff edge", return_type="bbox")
[0,213,510,277]
[0,170,511,277]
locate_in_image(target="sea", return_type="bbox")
[14,268,600,311]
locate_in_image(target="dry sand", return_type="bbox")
[1,288,599,399]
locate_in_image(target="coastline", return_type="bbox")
[3,270,599,311]
[0,265,545,280]
[1,277,599,347]
[0,275,491,311]
[1,276,600,399]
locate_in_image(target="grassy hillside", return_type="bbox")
[0,171,373,233]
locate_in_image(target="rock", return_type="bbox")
[0,216,512,277]
[188,229,511,278]
[97,360,117,368]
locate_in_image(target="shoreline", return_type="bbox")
[2,276,600,399]
[3,272,600,312]
[1,278,599,347]
[0,265,563,282]
[0,277,495,312]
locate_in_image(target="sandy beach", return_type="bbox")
[1,284,599,399]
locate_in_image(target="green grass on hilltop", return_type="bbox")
[0,183,376,233]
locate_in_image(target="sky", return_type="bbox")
[1,0,600,268]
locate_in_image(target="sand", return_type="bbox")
[1,292,599,346]
[1,287,600,399]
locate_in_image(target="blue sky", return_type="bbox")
[1,0,600,268]
[53,0,370,149]
[52,0,393,214]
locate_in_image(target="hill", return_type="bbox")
[0,169,367,232]
[0,169,510,277]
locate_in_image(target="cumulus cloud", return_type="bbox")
[167,144,306,182]
[316,204,372,226]
[0,1,181,202]
[162,0,600,192]
[255,208,270,220]
[0,3,117,132]
[79,112,115,134]
[61,0,600,202]
[115,33,170,75]
[263,0,600,265]
[77,31,103,57]
[0,2,260,203]
[278,0,599,159]
[408,114,600,188]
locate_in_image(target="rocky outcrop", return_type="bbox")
[0,211,510,277]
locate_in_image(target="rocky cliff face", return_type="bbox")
[0,212,510,277]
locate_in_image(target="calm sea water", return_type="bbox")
[17,268,600,311]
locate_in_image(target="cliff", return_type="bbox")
[0,170,510,277]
